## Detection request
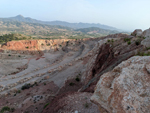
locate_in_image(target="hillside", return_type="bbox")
[0,20,121,39]
[0,15,118,30]
[75,27,118,34]
[0,33,32,44]
[0,28,149,113]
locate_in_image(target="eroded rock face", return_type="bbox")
[91,56,150,113]
[142,28,150,38]
[141,28,150,47]
[131,29,142,37]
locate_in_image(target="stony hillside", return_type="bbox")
[0,28,149,113]
[0,15,118,30]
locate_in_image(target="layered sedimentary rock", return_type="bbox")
[81,33,143,92]
[91,56,150,113]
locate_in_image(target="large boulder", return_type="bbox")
[91,56,150,113]
[131,29,142,37]
[141,28,150,47]
[142,28,150,38]
[141,38,150,47]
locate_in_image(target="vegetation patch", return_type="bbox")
[21,83,31,90]
[124,38,131,42]
[44,103,50,109]
[75,76,80,82]
[0,33,31,44]
[84,102,90,108]
[69,82,75,86]
[127,41,131,45]
[137,52,150,56]
[0,106,10,113]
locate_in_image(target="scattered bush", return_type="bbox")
[44,103,49,109]
[75,77,80,82]
[107,40,110,42]
[34,82,38,86]
[8,54,11,56]
[127,41,131,45]
[21,83,31,90]
[44,82,46,85]
[146,47,150,50]
[84,102,89,108]
[124,38,131,42]
[0,106,10,113]
[136,51,150,56]
[69,82,75,86]
[17,90,21,93]
[26,46,29,49]
[10,108,15,112]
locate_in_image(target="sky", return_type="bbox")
[0,0,150,31]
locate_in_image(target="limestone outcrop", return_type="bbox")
[142,28,150,38]
[141,28,150,47]
[91,56,150,113]
[131,29,142,37]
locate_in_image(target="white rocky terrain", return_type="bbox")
[91,56,150,113]
[91,28,150,113]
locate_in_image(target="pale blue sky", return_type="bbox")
[0,0,150,31]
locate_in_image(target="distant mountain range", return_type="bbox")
[0,15,118,30]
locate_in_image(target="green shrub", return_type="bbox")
[10,108,15,112]
[21,84,31,90]
[44,103,49,109]
[26,46,29,49]
[8,54,11,56]
[34,82,38,86]
[75,77,80,82]
[69,82,75,86]
[107,40,110,42]
[0,106,10,113]
[84,102,89,108]
[146,47,150,50]
[124,38,131,42]
[17,90,21,93]
[127,41,131,45]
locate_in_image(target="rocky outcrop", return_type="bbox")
[131,29,142,37]
[91,56,150,113]
[81,34,143,92]
[141,28,150,47]
[142,28,150,38]
[0,38,96,56]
